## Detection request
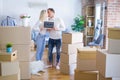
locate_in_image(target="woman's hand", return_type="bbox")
[40,27,44,31]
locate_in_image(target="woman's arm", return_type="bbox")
[32,20,40,32]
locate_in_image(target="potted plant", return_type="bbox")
[20,14,31,27]
[6,43,13,53]
[71,15,85,32]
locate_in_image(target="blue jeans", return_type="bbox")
[31,30,39,43]
[36,33,46,61]
[48,38,61,64]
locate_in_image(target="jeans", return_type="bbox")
[31,30,39,43]
[36,33,46,61]
[48,38,61,64]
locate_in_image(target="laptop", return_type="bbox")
[44,21,54,28]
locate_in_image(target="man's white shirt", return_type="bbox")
[48,17,66,39]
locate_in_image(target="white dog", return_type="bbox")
[30,60,45,75]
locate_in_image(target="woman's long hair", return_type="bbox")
[39,10,47,22]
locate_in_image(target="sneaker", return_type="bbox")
[45,65,52,68]
[34,73,41,76]
[56,65,60,70]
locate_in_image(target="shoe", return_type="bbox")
[34,73,41,76]
[56,65,60,70]
[39,70,45,73]
[45,65,52,68]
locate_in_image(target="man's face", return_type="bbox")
[47,10,54,18]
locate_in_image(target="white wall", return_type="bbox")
[0,0,3,14]
[0,0,3,23]
[1,0,47,27]
[0,0,81,29]
[47,0,82,29]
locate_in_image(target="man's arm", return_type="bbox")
[59,18,66,31]
[53,18,66,31]
[47,18,66,31]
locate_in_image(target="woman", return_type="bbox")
[33,10,48,61]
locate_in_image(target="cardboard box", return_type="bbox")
[0,74,20,80]
[99,73,112,80]
[62,43,83,54]
[0,27,31,45]
[97,49,120,77]
[13,45,31,61]
[112,78,120,80]
[108,39,120,54]
[77,47,96,60]
[108,28,120,39]
[74,69,99,80]
[60,62,76,75]
[0,50,17,61]
[62,32,83,44]
[100,73,120,80]
[19,61,31,79]
[77,47,97,71]
[77,49,96,60]
[0,61,19,76]
[77,59,97,71]
[60,53,77,64]
[0,44,31,61]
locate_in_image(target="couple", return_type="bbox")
[34,8,66,70]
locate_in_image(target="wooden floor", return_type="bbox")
[30,49,74,80]
[31,68,74,80]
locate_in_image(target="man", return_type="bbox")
[47,8,66,69]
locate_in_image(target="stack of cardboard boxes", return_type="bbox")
[60,32,83,74]
[0,27,31,79]
[75,47,98,80]
[108,28,120,53]
[0,51,20,80]
[96,28,120,80]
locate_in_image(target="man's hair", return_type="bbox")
[47,8,55,13]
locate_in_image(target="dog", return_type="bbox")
[30,60,45,76]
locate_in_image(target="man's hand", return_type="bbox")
[46,28,52,31]
[46,27,59,31]
[53,27,59,31]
